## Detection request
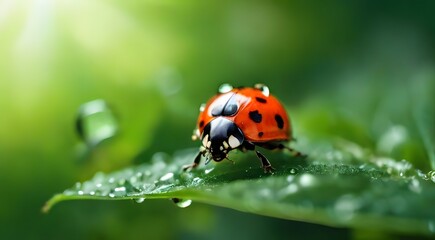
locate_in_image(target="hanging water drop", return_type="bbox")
[76,99,118,147]
[135,197,145,203]
[172,198,192,208]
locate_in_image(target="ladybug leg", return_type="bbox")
[182,150,203,171]
[240,141,255,151]
[278,144,305,157]
[258,142,306,158]
[255,150,275,173]
[241,141,275,173]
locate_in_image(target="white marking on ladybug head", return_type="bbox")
[222,141,229,149]
[228,135,241,149]
[202,134,209,147]
[206,141,211,148]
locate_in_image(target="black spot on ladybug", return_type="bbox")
[249,110,262,123]
[258,132,264,137]
[275,114,284,129]
[255,97,267,103]
[223,103,238,116]
[199,120,205,128]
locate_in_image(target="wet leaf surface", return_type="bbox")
[45,143,435,236]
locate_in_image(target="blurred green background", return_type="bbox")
[1,0,435,239]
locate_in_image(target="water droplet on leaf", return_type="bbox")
[159,172,174,182]
[115,186,126,193]
[204,168,214,174]
[191,177,203,186]
[108,186,127,197]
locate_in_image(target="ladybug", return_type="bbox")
[185,83,302,173]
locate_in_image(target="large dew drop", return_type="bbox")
[76,99,118,147]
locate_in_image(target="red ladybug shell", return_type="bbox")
[196,86,291,142]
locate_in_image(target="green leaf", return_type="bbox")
[44,142,435,236]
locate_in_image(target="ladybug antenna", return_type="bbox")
[205,157,212,165]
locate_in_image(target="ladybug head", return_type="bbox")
[201,117,244,162]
